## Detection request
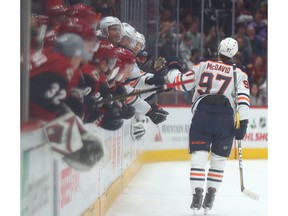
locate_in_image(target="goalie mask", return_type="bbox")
[218,37,238,58]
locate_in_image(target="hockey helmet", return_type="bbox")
[92,39,117,71]
[67,4,102,29]
[100,16,122,35]
[114,47,136,82]
[218,37,238,58]
[57,18,97,40]
[134,31,145,54]
[120,22,137,51]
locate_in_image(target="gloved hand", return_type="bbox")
[119,103,135,119]
[82,92,104,123]
[100,115,124,131]
[165,56,184,71]
[130,122,146,141]
[64,132,104,171]
[234,119,248,140]
[153,56,185,77]
[146,103,169,124]
[145,74,165,86]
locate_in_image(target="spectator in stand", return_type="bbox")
[179,32,193,64]
[236,36,251,67]
[204,25,224,59]
[248,10,267,43]
[246,55,267,87]
[186,48,200,69]
[259,1,268,21]
[246,25,264,57]
[186,20,202,51]
[235,0,253,26]
[159,6,175,24]
[91,0,119,17]
[180,11,195,32]
[158,30,177,59]
[249,82,266,106]
[234,23,252,59]
[158,20,176,49]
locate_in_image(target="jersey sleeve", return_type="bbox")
[165,68,195,92]
[124,85,151,115]
[236,69,250,121]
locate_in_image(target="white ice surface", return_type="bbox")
[105,160,267,216]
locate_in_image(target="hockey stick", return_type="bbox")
[36,24,47,52]
[96,78,194,105]
[233,63,260,201]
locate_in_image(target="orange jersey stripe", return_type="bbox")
[238,96,250,102]
[125,95,137,104]
[129,79,139,87]
[175,76,182,91]
[190,172,205,177]
[207,173,223,178]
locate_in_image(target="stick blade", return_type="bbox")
[243,189,260,200]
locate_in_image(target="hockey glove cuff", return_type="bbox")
[234,119,248,140]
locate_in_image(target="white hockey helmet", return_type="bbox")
[218,37,238,58]
[136,32,146,49]
[121,23,137,40]
[120,22,137,49]
[100,16,121,35]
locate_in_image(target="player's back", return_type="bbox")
[192,59,235,104]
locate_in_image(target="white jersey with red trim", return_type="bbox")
[127,63,158,99]
[167,59,250,120]
[123,84,151,115]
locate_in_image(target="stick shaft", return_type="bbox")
[96,78,194,104]
[233,64,259,200]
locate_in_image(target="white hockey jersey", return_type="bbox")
[167,59,250,120]
[127,63,158,100]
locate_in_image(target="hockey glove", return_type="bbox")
[130,122,146,141]
[146,103,169,124]
[234,119,248,140]
[145,74,165,86]
[165,56,184,71]
[82,93,105,123]
[119,103,136,119]
[100,116,124,131]
[63,132,104,171]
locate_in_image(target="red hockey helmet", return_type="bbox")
[114,47,136,65]
[92,39,118,79]
[113,47,136,82]
[67,4,102,28]
[56,18,96,41]
[46,4,68,17]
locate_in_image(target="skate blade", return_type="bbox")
[193,209,199,216]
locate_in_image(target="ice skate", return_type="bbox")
[202,187,216,215]
[190,187,204,215]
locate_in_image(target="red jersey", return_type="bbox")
[29,48,75,121]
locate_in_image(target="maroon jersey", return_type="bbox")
[29,48,75,121]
